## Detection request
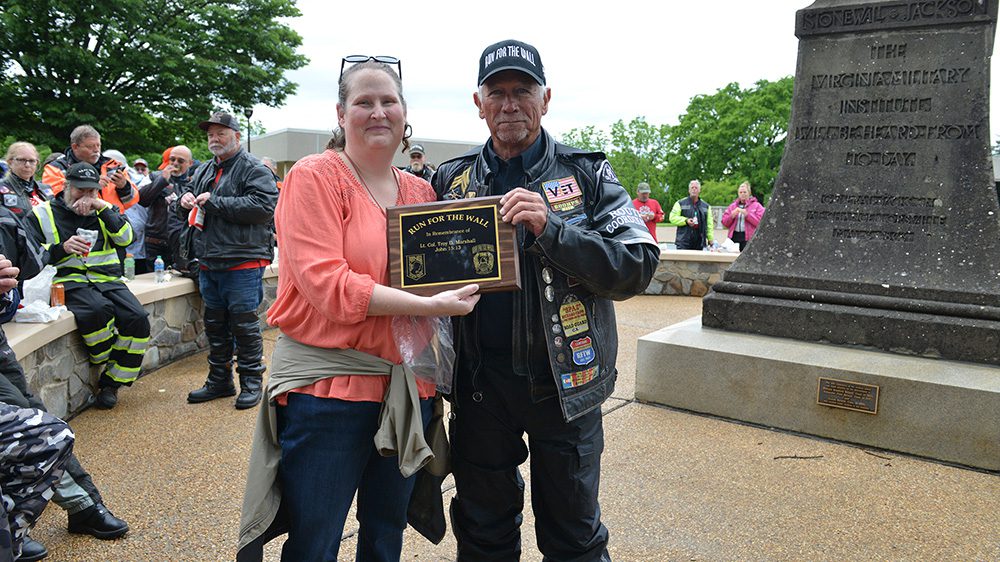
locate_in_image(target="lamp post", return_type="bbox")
[243,107,254,154]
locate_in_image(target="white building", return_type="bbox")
[246,128,480,178]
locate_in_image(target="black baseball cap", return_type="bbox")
[65,162,101,189]
[198,111,241,132]
[478,39,545,86]
[409,144,425,156]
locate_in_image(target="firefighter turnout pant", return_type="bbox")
[65,283,150,387]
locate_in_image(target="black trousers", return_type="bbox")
[0,339,102,514]
[731,230,748,251]
[65,283,150,386]
[450,358,610,562]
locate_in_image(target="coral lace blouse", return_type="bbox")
[266,150,437,404]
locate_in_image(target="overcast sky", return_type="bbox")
[250,0,1000,147]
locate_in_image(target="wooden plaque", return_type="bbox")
[387,196,521,295]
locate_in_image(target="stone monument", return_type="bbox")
[704,0,1000,364]
[637,0,1000,471]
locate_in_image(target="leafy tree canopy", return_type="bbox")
[663,77,792,205]
[0,0,307,154]
[562,118,672,209]
[562,77,792,209]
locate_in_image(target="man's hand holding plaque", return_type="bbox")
[387,195,522,295]
[499,188,548,236]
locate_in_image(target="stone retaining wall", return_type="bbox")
[12,268,279,419]
[643,250,738,297]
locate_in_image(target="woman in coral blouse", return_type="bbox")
[238,57,480,561]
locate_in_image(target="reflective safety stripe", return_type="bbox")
[112,335,149,354]
[105,362,139,383]
[99,208,133,246]
[32,203,60,247]
[81,319,116,347]
[55,251,119,270]
[54,272,123,284]
[89,349,112,364]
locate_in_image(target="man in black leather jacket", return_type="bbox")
[432,39,659,561]
[139,145,194,271]
[178,112,278,410]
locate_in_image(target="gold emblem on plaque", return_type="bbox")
[406,254,426,280]
[472,244,496,275]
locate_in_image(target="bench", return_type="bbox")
[5,265,279,418]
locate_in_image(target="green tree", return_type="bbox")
[563,117,671,208]
[0,0,306,153]
[663,77,793,205]
[698,179,742,208]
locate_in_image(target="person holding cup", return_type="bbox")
[24,162,150,410]
[668,179,714,250]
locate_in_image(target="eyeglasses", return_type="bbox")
[340,55,402,80]
[168,157,188,163]
[12,158,38,165]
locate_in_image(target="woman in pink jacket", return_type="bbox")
[721,182,765,251]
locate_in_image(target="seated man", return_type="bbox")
[25,163,150,410]
[0,210,128,562]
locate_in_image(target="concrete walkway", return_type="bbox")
[28,296,1000,561]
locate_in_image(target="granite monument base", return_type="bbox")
[636,317,1000,471]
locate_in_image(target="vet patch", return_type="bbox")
[561,367,597,389]
[542,176,583,212]
[2,194,17,208]
[600,161,620,184]
[570,336,595,366]
[559,296,589,337]
[0,186,9,194]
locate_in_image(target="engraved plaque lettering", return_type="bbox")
[387,196,521,295]
[817,377,880,414]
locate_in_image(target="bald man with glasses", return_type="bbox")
[139,146,194,271]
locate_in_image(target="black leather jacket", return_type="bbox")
[0,173,49,221]
[432,130,659,421]
[177,149,277,270]
[140,170,190,244]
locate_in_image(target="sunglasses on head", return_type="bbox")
[340,55,402,80]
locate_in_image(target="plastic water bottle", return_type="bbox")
[154,256,166,283]
[123,253,135,281]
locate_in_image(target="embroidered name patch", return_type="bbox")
[542,176,583,212]
[561,367,597,389]
[559,296,589,337]
[570,336,595,366]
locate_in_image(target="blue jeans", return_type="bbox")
[198,267,264,314]
[277,393,433,562]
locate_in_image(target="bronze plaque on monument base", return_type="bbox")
[817,377,879,415]
[387,196,521,296]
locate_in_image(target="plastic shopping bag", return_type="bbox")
[14,265,65,323]
[392,315,456,394]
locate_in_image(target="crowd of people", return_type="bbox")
[0,113,280,559]
[0,36,769,562]
[634,179,767,251]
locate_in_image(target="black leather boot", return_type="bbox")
[19,537,48,561]
[187,307,237,403]
[231,310,265,410]
[67,502,129,539]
